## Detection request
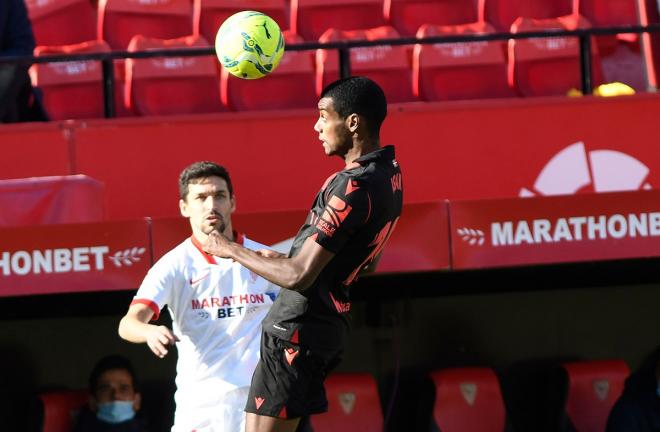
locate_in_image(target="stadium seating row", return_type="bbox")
[31,17,615,120]
[26,0,655,47]
[25,0,659,119]
[37,360,630,432]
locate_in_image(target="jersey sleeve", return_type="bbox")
[131,254,178,320]
[313,175,371,253]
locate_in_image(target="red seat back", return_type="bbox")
[310,373,383,432]
[221,31,317,111]
[99,0,193,49]
[431,367,506,432]
[39,390,88,432]
[26,0,97,46]
[31,40,111,120]
[578,0,639,26]
[316,26,416,103]
[483,0,574,31]
[578,0,640,53]
[562,360,630,432]
[508,15,603,96]
[413,22,515,100]
[385,0,480,37]
[126,35,225,115]
[292,0,387,41]
[193,0,288,46]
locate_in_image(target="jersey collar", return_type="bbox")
[190,231,245,264]
[352,145,395,166]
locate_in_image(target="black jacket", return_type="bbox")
[0,0,35,56]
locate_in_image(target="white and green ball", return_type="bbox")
[215,11,285,79]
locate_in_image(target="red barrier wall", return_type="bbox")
[3,95,660,220]
[74,111,338,219]
[0,121,71,178]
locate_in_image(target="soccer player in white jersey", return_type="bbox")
[118,161,280,432]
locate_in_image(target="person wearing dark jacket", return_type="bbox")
[607,347,660,432]
[73,355,149,432]
[0,0,37,122]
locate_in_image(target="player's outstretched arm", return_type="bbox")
[203,232,334,291]
[118,303,179,358]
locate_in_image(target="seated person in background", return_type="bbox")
[73,354,148,432]
[0,0,37,122]
[607,347,660,432]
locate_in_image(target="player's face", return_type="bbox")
[179,176,235,240]
[93,368,141,411]
[314,97,353,157]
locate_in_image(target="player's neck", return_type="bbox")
[192,226,234,244]
[343,139,380,167]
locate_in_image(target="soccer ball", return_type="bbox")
[215,11,285,79]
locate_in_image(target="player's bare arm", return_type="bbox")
[256,249,286,259]
[203,231,334,291]
[118,303,179,358]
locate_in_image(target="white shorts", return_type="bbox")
[171,386,249,432]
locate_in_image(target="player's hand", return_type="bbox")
[145,325,179,358]
[256,249,286,259]
[203,231,232,258]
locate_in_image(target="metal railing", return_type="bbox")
[2,23,660,118]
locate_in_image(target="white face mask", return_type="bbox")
[96,400,136,424]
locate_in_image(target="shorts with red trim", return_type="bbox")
[245,330,342,419]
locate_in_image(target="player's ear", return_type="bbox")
[230,195,236,214]
[179,199,189,217]
[133,392,142,412]
[346,113,359,133]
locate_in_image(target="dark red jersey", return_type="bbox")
[262,145,403,351]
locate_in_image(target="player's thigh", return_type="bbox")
[246,412,300,432]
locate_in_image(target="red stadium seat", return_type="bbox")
[310,373,383,432]
[39,390,88,432]
[482,0,574,32]
[578,0,640,55]
[579,0,639,28]
[221,32,317,111]
[508,15,603,96]
[26,0,97,46]
[385,0,480,37]
[578,0,646,90]
[413,22,515,101]
[642,0,660,88]
[560,360,629,432]
[316,26,416,103]
[125,35,225,116]
[431,367,507,432]
[193,0,289,47]
[31,40,111,120]
[98,0,193,50]
[291,0,387,41]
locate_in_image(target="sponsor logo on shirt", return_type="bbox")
[191,294,267,319]
[391,173,403,193]
[316,195,352,237]
[329,292,351,313]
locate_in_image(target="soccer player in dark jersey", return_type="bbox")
[203,76,403,432]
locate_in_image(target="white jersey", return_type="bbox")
[132,234,279,432]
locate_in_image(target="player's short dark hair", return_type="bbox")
[89,354,139,394]
[179,161,233,200]
[320,76,387,137]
